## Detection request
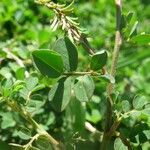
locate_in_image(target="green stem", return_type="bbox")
[7,101,61,150]
[108,0,122,94]
[2,48,29,78]
[101,0,122,149]
[63,71,100,76]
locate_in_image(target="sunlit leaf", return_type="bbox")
[53,37,78,71]
[130,34,150,45]
[74,75,95,102]
[129,21,138,38]
[114,138,128,150]
[32,50,64,78]
[16,127,31,140]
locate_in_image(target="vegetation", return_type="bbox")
[0,0,150,149]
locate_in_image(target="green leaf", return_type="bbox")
[142,142,150,150]
[32,49,64,78]
[139,59,150,78]
[31,84,45,93]
[74,75,95,102]
[20,77,39,101]
[16,127,31,140]
[10,143,25,150]
[15,67,25,80]
[0,67,12,78]
[45,112,55,126]
[66,97,86,132]
[86,109,102,124]
[129,21,138,38]
[9,62,19,73]
[121,14,126,30]
[126,12,134,23]
[39,42,50,49]
[1,78,13,97]
[48,77,72,112]
[28,146,40,150]
[114,138,128,150]
[27,94,45,113]
[99,74,115,84]
[143,130,150,140]
[53,37,78,71]
[122,100,131,112]
[129,123,149,144]
[35,136,52,150]
[130,34,150,45]
[90,50,107,71]
[26,76,38,91]
[133,95,148,110]
[1,112,16,129]
[0,50,7,58]
[12,81,25,92]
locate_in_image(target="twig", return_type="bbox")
[64,71,93,76]
[80,34,95,55]
[85,122,103,142]
[63,71,100,76]
[7,100,61,150]
[85,122,103,135]
[107,118,121,137]
[107,0,122,94]
[2,48,29,78]
[101,0,122,149]
[24,133,40,149]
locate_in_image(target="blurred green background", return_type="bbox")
[0,0,150,149]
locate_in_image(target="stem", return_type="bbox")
[107,118,121,136]
[7,101,61,150]
[101,0,122,149]
[63,71,100,76]
[2,48,29,78]
[80,34,95,55]
[63,71,92,76]
[85,122,103,135]
[108,0,122,94]
[85,122,103,141]
[24,133,40,149]
[25,113,64,150]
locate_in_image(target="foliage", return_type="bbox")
[0,0,150,150]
